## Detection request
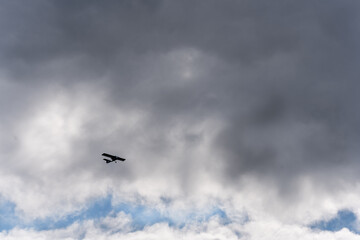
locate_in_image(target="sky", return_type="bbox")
[1,0,360,239]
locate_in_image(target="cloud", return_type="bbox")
[1,0,360,238]
[2,214,360,240]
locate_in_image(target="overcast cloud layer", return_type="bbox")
[1,0,360,239]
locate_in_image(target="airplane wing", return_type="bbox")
[102,153,116,160]
[116,157,126,161]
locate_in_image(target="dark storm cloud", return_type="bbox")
[1,0,360,190]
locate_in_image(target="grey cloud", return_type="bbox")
[1,0,360,201]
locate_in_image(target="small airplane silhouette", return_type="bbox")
[102,153,126,163]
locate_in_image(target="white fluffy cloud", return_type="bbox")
[2,216,360,240]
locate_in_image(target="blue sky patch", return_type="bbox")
[310,210,359,234]
[0,198,18,231]
[0,194,232,232]
[32,194,113,231]
[114,203,172,230]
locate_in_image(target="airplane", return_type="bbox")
[102,153,126,163]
